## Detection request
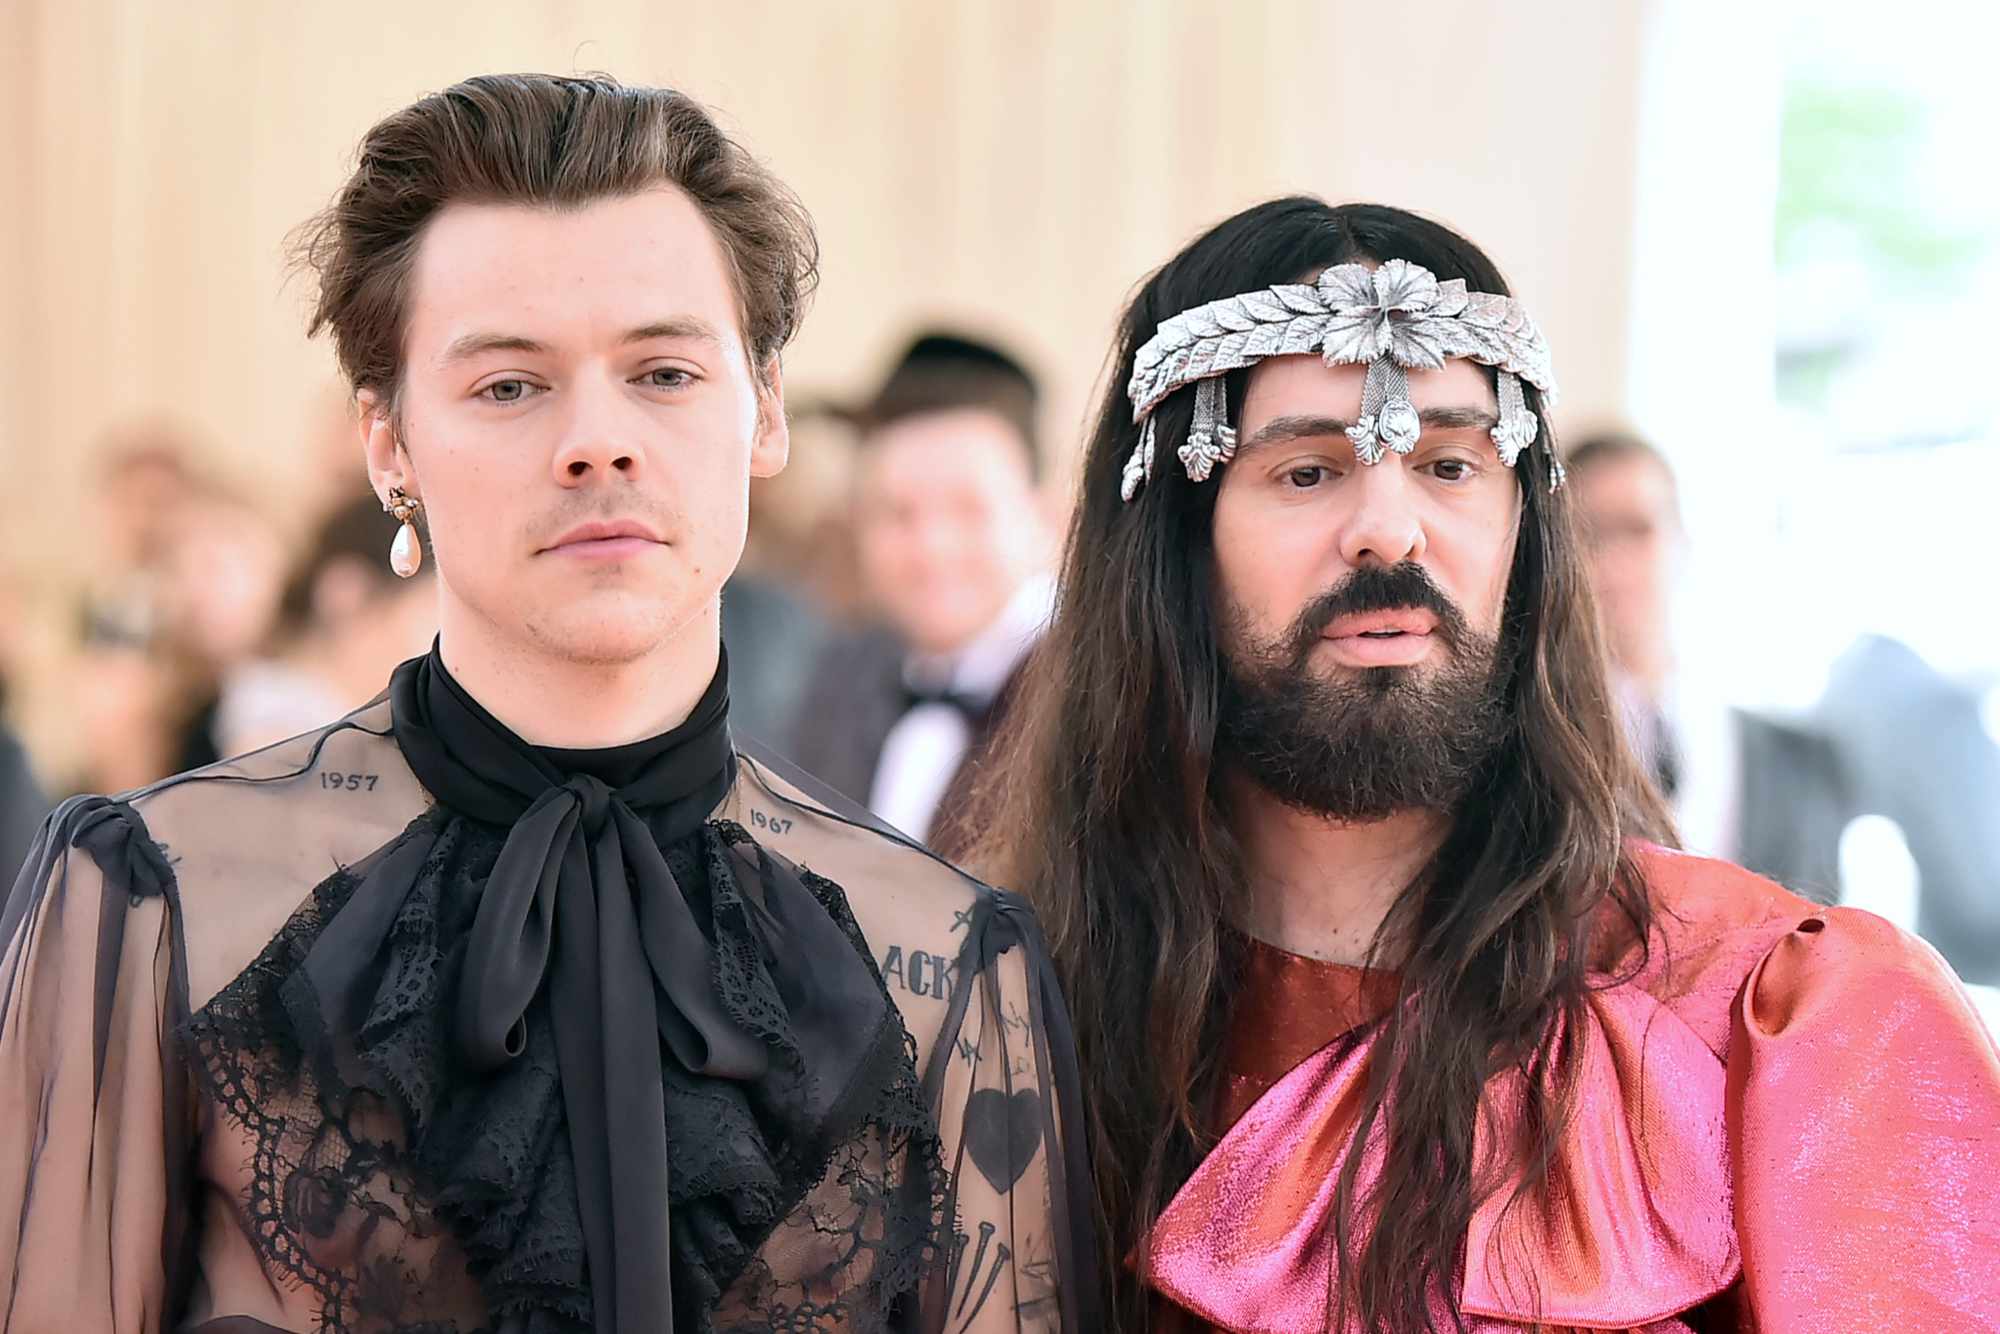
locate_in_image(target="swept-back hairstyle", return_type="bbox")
[294,72,819,404]
[975,198,1674,1331]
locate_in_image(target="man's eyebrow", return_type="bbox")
[437,332,550,366]
[436,317,725,366]
[1237,414,1353,457]
[1419,405,1500,431]
[620,316,725,347]
[1236,405,1500,457]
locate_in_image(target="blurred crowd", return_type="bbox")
[0,426,441,874]
[2,329,1996,994]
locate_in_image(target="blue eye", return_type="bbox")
[642,368,693,389]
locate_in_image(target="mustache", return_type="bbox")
[1284,562,1473,659]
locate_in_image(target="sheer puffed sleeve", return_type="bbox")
[916,890,1100,1332]
[0,797,197,1332]
[1730,905,2000,1329]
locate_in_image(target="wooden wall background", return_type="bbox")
[1,0,1649,580]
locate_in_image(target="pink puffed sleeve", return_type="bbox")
[1729,905,2000,1330]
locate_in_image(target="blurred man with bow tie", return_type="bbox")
[789,332,1056,857]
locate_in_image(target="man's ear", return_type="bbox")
[749,359,791,481]
[358,389,414,504]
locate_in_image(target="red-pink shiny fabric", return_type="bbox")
[1145,847,2000,1332]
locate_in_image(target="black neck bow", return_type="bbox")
[281,647,911,1331]
[390,650,751,1330]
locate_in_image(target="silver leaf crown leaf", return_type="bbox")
[1119,259,1560,502]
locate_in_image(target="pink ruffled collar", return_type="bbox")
[1145,979,1740,1331]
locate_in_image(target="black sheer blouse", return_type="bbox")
[0,651,1096,1332]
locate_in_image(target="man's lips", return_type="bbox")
[1319,607,1440,666]
[539,519,665,558]
[1321,608,1439,639]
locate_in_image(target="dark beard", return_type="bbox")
[1218,563,1509,821]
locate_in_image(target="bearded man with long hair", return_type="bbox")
[978,198,2000,1331]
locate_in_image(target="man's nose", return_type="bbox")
[551,378,643,485]
[1336,467,1426,568]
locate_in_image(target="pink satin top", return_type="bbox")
[1146,845,2000,1332]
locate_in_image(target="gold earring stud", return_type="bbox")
[385,486,424,578]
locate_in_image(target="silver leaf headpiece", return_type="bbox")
[1119,259,1560,502]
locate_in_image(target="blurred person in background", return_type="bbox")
[1567,431,1684,798]
[66,636,177,794]
[715,567,826,742]
[742,411,872,618]
[787,332,1056,858]
[212,492,438,755]
[0,73,1094,1333]
[1805,635,2000,984]
[715,475,833,742]
[1566,437,2000,974]
[707,409,856,743]
[79,429,197,648]
[153,488,289,772]
[65,436,208,794]
[982,197,2000,1331]
[65,443,289,793]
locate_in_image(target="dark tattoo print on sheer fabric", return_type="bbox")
[183,813,945,1334]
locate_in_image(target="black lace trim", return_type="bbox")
[183,814,942,1333]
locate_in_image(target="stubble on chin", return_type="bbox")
[516,594,689,667]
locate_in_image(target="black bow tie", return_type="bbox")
[900,679,996,728]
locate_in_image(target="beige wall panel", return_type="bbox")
[3,0,1646,583]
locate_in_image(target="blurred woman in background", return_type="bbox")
[213,492,437,755]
